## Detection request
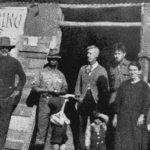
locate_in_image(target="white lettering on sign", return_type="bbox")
[0,7,27,43]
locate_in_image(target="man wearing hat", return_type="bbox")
[32,47,68,146]
[0,36,26,150]
[75,45,109,150]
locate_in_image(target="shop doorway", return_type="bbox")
[59,4,141,93]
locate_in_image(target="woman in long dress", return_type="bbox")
[112,61,150,150]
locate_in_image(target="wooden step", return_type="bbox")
[5,139,24,150]
[5,104,36,150]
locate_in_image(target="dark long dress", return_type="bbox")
[114,80,150,150]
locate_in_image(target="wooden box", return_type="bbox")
[5,104,36,150]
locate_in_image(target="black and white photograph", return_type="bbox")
[1,0,150,150]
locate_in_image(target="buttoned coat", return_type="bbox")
[75,64,109,104]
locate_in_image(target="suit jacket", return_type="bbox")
[75,64,109,103]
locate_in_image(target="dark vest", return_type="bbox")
[90,124,106,150]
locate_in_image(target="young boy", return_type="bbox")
[50,98,70,150]
[85,112,109,150]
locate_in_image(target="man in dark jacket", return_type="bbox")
[107,42,130,150]
[0,36,26,150]
[108,42,129,105]
[75,45,109,150]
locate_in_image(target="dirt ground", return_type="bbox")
[29,126,74,150]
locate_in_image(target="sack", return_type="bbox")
[50,98,70,125]
[26,90,40,107]
[50,111,70,126]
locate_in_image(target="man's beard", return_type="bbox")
[49,63,57,68]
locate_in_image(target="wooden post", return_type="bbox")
[59,3,143,9]
[58,21,142,27]
[139,57,149,82]
[139,3,150,82]
[140,3,150,126]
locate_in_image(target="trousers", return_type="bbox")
[65,97,80,150]
[0,96,14,150]
[36,94,64,144]
[78,90,96,150]
[36,96,51,143]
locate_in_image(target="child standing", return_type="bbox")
[50,98,70,150]
[85,112,109,150]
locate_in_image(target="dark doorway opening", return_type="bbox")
[59,6,141,93]
[59,26,141,93]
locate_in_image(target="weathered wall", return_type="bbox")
[0,2,63,68]
[0,3,63,102]
[23,3,63,102]
[0,0,150,4]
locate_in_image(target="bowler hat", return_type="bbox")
[0,37,15,51]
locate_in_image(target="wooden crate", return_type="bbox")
[5,104,37,150]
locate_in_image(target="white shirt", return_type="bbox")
[89,61,98,75]
[91,61,98,72]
